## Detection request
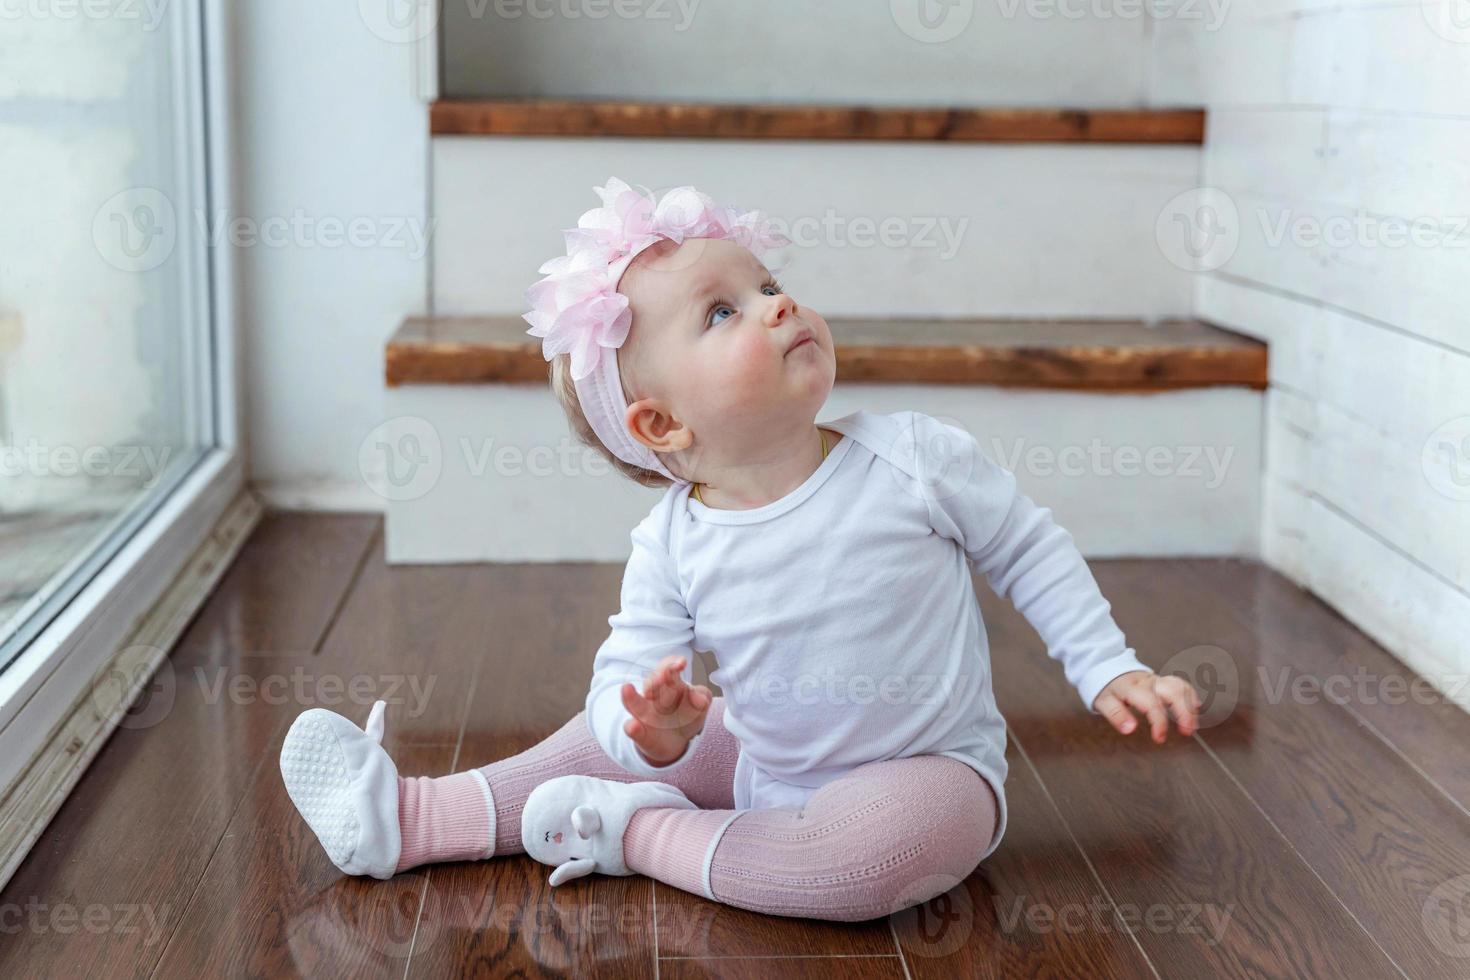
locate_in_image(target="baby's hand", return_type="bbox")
[1093,669,1200,743]
[620,655,712,767]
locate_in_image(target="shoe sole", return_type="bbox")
[280,710,361,872]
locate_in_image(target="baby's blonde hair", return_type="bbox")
[550,350,673,488]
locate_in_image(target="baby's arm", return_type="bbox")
[910,413,1199,740]
[586,504,712,774]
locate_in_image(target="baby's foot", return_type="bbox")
[522,775,696,886]
[280,699,401,879]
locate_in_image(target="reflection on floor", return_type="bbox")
[2,513,1468,978]
[0,508,113,634]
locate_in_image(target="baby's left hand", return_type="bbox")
[1093,670,1200,743]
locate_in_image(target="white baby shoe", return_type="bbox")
[280,699,401,879]
[522,776,696,886]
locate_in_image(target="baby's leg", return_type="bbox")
[395,697,739,872]
[621,755,998,922]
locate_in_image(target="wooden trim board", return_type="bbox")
[430,99,1206,143]
[386,316,1267,392]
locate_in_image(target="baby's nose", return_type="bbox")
[765,294,794,326]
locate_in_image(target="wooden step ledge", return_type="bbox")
[430,99,1205,144]
[387,317,1266,392]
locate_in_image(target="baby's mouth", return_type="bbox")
[785,330,815,354]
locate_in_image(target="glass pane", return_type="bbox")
[0,1,212,668]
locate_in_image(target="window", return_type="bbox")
[0,0,242,806]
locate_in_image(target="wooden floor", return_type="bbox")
[3,512,1468,978]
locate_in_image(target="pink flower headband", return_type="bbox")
[523,177,789,482]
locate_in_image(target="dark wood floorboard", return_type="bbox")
[652,881,899,960]
[4,515,1467,978]
[0,513,378,980]
[1184,558,1470,810]
[658,957,908,979]
[896,741,1157,979]
[147,543,496,978]
[1102,559,1470,978]
[405,563,661,979]
[982,589,1405,978]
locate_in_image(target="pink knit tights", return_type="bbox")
[393,698,998,922]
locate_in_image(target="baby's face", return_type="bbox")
[619,237,835,464]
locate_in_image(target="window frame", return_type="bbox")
[0,0,245,798]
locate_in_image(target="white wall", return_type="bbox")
[232,0,430,510]
[235,11,1217,514]
[384,382,1260,563]
[1167,0,1470,704]
[441,0,1213,106]
[433,137,1200,319]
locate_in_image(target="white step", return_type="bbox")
[430,135,1202,319]
[376,317,1264,563]
[438,4,1186,107]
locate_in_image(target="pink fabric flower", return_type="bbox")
[524,177,789,381]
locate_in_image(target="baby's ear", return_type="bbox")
[625,398,692,453]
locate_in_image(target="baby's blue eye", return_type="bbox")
[706,283,784,327]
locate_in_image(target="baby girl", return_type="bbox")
[279,178,1201,922]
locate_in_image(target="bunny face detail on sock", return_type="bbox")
[521,775,697,886]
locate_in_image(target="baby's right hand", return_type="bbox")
[620,655,711,767]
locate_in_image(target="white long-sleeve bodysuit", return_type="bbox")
[585,409,1148,859]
